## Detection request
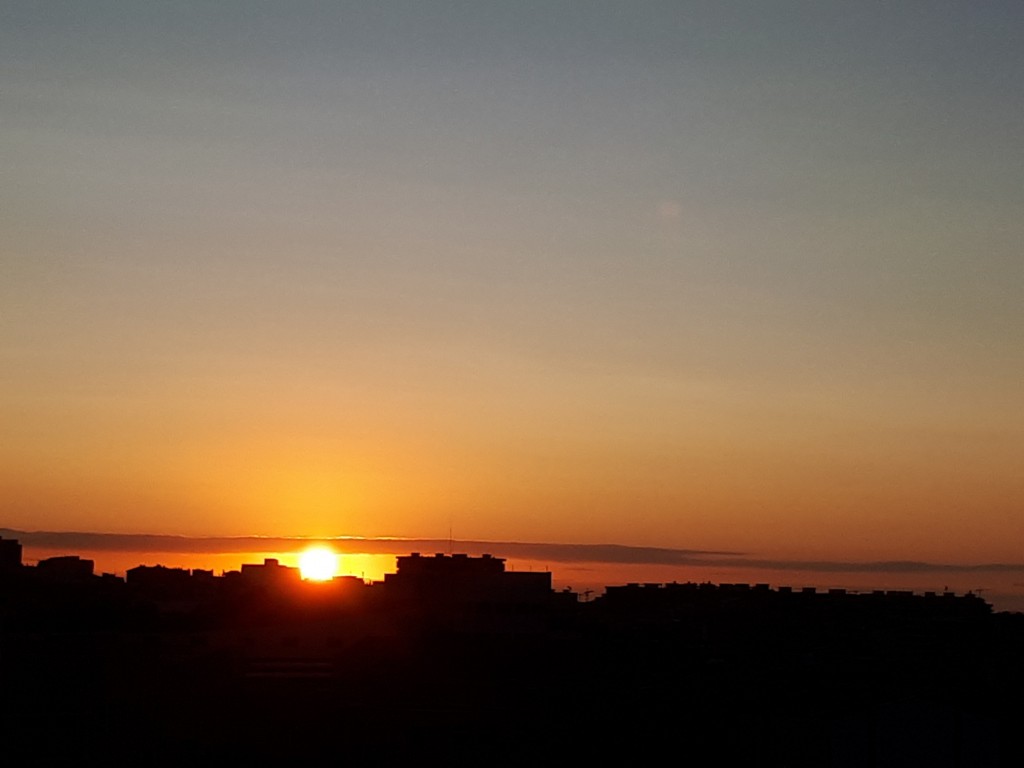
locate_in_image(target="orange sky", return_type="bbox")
[4,368,1021,564]
[3,4,1022,572]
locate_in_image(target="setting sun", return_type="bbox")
[298,547,338,581]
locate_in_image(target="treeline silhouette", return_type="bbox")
[2,537,1021,765]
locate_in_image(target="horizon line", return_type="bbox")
[5,527,1024,576]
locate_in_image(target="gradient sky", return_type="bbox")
[3,2,1022,565]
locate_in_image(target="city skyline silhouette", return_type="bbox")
[2,532,1022,763]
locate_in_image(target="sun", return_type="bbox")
[298,547,338,581]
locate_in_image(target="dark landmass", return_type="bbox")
[1,535,1021,765]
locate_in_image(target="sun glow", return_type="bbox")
[298,547,338,581]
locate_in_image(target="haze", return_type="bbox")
[3,4,1022,574]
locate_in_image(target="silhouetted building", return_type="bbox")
[127,564,192,593]
[383,552,552,607]
[240,558,300,587]
[36,555,94,582]
[598,580,992,624]
[0,535,21,572]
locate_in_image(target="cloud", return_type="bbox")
[0,528,734,563]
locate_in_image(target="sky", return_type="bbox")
[3,3,1023,576]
